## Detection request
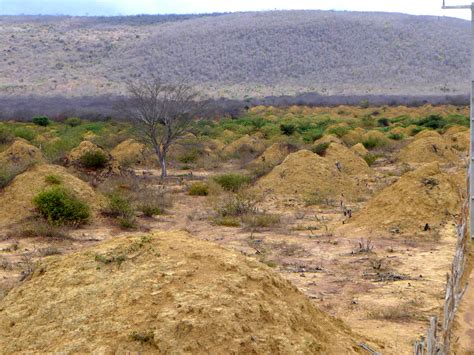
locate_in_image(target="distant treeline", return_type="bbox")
[0,93,469,121]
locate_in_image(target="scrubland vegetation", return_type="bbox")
[0,103,470,353]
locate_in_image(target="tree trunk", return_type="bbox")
[160,153,167,179]
[153,144,168,179]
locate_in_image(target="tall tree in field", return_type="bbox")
[123,76,203,178]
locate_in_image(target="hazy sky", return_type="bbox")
[0,0,470,20]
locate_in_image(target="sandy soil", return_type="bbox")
[0,165,462,354]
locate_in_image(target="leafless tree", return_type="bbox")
[122,76,204,178]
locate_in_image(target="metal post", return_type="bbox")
[470,4,474,240]
[443,2,474,240]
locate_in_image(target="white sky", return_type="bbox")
[0,0,471,20]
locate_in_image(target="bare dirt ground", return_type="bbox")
[0,165,462,354]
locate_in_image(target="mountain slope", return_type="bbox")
[0,10,469,98]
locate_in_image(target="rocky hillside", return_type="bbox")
[0,11,469,99]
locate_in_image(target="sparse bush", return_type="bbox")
[13,221,68,239]
[418,114,447,130]
[327,125,350,138]
[0,163,29,189]
[242,213,280,228]
[0,126,13,145]
[178,149,199,164]
[217,191,259,217]
[359,99,370,108]
[362,136,386,149]
[32,116,50,126]
[44,174,62,185]
[363,153,378,166]
[214,216,241,227]
[33,187,90,226]
[188,182,209,196]
[377,118,390,127]
[311,142,330,156]
[103,192,133,218]
[12,127,36,141]
[103,192,136,229]
[80,150,108,169]
[280,123,296,136]
[214,173,251,192]
[388,132,404,140]
[134,187,171,217]
[65,117,82,127]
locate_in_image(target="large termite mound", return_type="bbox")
[256,150,366,202]
[348,163,464,235]
[248,142,297,171]
[0,232,364,354]
[110,139,147,166]
[0,139,44,166]
[324,143,372,176]
[0,164,104,227]
[397,136,460,165]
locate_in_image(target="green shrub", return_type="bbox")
[327,125,350,138]
[13,127,36,141]
[188,182,209,196]
[214,174,251,192]
[80,150,108,169]
[388,132,404,141]
[214,216,241,227]
[377,118,390,127]
[359,99,370,108]
[32,116,50,127]
[33,187,90,226]
[178,149,199,164]
[242,213,280,228]
[418,114,447,130]
[134,188,171,217]
[0,127,13,145]
[0,163,28,189]
[311,142,330,156]
[103,193,133,218]
[118,215,137,229]
[362,136,386,149]
[44,174,62,185]
[363,153,378,166]
[280,123,296,136]
[65,117,82,127]
[217,192,259,217]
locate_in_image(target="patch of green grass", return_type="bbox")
[388,132,404,141]
[12,127,36,141]
[362,136,386,149]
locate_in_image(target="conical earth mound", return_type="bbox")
[348,163,464,235]
[0,164,104,227]
[397,136,460,165]
[256,150,366,201]
[0,139,44,166]
[0,231,363,354]
[324,143,371,175]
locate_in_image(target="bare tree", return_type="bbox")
[123,76,204,178]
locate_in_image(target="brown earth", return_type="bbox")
[0,139,44,166]
[351,143,369,157]
[397,136,460,165]
[255,150,367,203]
[347,163,464,236]
[224,134,266,156]
[110,139,147,166]
[324,143,372,176]
[248,142,296,170]
[0,231,364,354]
